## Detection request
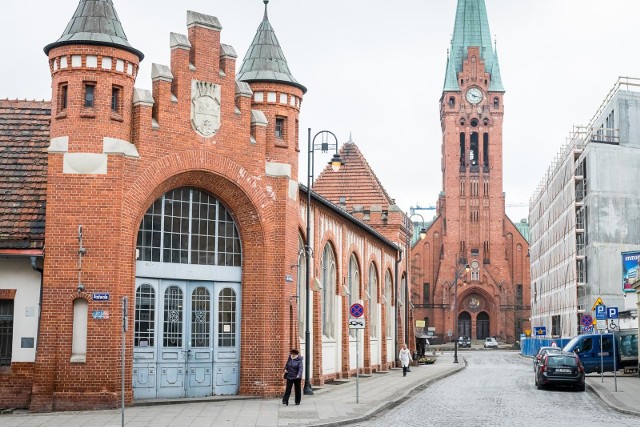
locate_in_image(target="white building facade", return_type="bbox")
[530,78,640,337]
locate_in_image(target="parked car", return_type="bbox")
[532,346,562,372]
[484,337,498,349]
[535,351,585,391]
[458,336,471,348]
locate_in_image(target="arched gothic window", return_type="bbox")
[348,254,360,338]
[369,263,378,338]
[321,244,336,338]
[385,270,393,338]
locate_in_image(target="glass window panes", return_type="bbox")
[0,300,14,365]
[137,188,241,267]
[134,285,155,347]
[218,288,236,347]
[163,286,183,347]
[191,287,210,348]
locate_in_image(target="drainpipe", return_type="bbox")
[394,247,403,366]
[30,255,44,356]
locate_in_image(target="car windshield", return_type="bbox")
[547,356,577,367]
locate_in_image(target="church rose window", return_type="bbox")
[136,188,242,267]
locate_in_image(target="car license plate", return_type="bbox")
[555,368,571,373]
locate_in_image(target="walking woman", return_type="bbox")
[282,349,304,405]
[399,343,412,377]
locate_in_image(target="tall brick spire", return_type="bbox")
[443,0,503,92]
[44,0,143,60]
[237,0,306,93]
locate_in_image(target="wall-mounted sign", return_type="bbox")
[285,275,294,283]
[622,251,640,293]
[92,310,109,319]
[92,292,110,301]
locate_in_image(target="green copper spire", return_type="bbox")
[443,0,503,92]
[237,0,306,93]
[44,0,143,60]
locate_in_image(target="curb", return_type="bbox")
[586,382,640,418]
[310,360,467,427]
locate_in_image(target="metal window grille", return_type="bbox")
[218,288,236,347]
[191,287,210,348]
[137,188,241,267]
[134,285,155,347]
[163,286,183,347]
[0,300,14,365]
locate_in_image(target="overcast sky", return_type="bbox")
[2,0,639,222]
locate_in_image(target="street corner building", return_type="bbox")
[0,0,409,412]
[410,0,531,345]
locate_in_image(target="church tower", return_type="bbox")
[411,0,530,344]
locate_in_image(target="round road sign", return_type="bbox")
[350,303,364,318]
[581,314,593,327]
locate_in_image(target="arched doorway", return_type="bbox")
[477,312,490,340]
[458,311,471,339]
[132,187,242,399]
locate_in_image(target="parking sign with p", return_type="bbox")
[595,304,607,320]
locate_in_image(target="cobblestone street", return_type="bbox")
[351,351,639,427]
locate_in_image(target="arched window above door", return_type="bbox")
[136,188,241,267]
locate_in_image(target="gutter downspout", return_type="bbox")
[395,248,403,366]
[30,256,44,356]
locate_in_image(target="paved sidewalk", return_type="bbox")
[0,356,464,427]
[586,373,640,417]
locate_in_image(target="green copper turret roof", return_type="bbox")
[443,0,503,92]
[44,0,144,60]
[237,0,306,93]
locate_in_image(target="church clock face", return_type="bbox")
[465,87,483,105]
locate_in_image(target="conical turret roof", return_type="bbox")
[44,0,143,60]
[443,0,503,92]
[237,1,306,93]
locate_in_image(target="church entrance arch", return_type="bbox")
[476,312,490,340]
[458,311,471,339]
[132,187,242,400]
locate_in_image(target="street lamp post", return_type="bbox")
[452,262,470,363]
[402,213,427,347]
[303,128,343,395]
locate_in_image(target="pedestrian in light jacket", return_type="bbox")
[399,343,412,377]
[282,348,304,405]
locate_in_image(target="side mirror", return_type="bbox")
[574,349,580,353]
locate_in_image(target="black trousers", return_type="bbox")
[283,378,301,404]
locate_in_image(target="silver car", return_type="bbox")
[484,337,498,349]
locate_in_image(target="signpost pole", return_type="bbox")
[356,329,359,404]
[612,329,618,392]
[122,296,128,427]
[600,333,604,383]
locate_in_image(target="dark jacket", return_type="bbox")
[284,356,304,380]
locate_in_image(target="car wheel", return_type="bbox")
[537,381,544,390]
[577,383,585,392]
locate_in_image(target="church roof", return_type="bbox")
[443,0,504,92]
[237,1,306,93]
[44,0,144,60]
[0,100,50,250]
[313,139,395,210]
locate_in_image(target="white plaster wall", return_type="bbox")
[0,257,41,362]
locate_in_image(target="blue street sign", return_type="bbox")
[535,326,546,336]
[581,314,593,327]
[607,307,619,319]
[595,304,607,320]
[350,303,364,318]
[92,292,110,301]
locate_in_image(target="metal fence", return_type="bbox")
[520,337,572,358]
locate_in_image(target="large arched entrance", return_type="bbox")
[477,312,490,340]
[458,311,471,339]
[132,187,242,399]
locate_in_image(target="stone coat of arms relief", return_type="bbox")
[191,80,221,137]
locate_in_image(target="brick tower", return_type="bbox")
[411,0,530,344]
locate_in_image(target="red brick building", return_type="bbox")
[0,0,410,411]
[410,0,530,345]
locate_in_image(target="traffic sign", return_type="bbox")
[607,307,619,319]
[534,326,546,336]
[581,314,593,327]
[591,297,604,311]
[596,319,607,331]
[350,303,364,318]
[348,317,366,329]
[595,305,607,320]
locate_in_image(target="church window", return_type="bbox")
[470,133,479,167]
[423,283,430,305]
[516,284,523,306]
[348,254,360,338]
[84,83,95,108]
[321,244,336,338]
[459,133,466,167]
[449,97,455,108]
[369,263,378,338]
[493,97,499,109]
[0,299,14,366]
[275,117,285,139]
[483,133,489,167]
[470,119,478,127]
